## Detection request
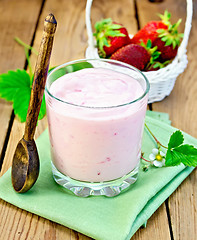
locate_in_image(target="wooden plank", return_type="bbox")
[0,100,12,162]
[135,0,186,32]
[133,204,170,239]
[0,117,47,178]
[0,0,43,160]
[0,0,170,239]
[136,0,197,239]
[154,0,197,238]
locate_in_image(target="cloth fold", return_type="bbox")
[0,112,196,240]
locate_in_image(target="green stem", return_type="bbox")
[14,37,38,55]
[145,123,168,149]
[24,48,33,78]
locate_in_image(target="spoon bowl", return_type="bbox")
[12,138,39,193]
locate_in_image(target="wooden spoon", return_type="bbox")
[11,13,57,193]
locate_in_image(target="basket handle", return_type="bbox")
[85,0,193,61]
[86,0,94,50]
[177,0,193,61]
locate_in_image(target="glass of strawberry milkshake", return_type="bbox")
[45,59,149,197]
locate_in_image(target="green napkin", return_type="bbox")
[146,110,171,125]
[0,113,196,240]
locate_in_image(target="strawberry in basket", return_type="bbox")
[130,11,184,62]
[93,11,183,71]
[130,11,170,45]
[110,39,161,71]
[152,19,183,62]
[93,18,130,57]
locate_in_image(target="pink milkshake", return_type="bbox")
[45,59,149,196]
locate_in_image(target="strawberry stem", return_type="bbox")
[24,48,33,79]
[14,37,38,55]
[145,123,168,149]
[141,154,152,163]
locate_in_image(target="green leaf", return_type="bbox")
[165,38,173,46]
[161,36,168,42]
[153,62,161,69]
[147,39,152,49]
[179,33,184,38]
[172,41,176,49]
[0,69,31,101]
[140,42,146,48]
[108,24,122,30]
[157,29,165,34]
[0,69,46,122]
[94,18,112,32]
[165,149,182,166]
[168,130,184,149]
[13,87,31,122]
[106,30,124,37]
[173,145,197,167]
[166,143,197,167]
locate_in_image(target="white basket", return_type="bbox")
[85,0,193,103]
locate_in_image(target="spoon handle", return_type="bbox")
[23,14,57,141]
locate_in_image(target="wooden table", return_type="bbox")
[0,0,196,239]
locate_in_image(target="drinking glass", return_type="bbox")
[45,59,149,197]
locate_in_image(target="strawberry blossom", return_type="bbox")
[149,148,165,167]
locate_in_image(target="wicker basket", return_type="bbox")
[85,0,193,103]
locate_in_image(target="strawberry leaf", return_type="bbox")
[161,36,168,42]
[168,130,184,149]
[106,30,125,37]
[165,130,197,167]
[172,41,176,49]
[174,145,197,167]
[0,69,46,122]
[13,87,31,122]
[0,69,31,101]
[166,145,197,167]
[158,10,171,26]
[147,39,152,49]
[157,29,165,34]
[108,24,123,30]
[165,149,182,166]
[165,38,173,46]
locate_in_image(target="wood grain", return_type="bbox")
[0,100,12,162]
[1,0,134,240]
[154,0,197,239]
[0,0,195,239]
[133,204,170,239]
[0,0,43,161]
[136,0,197,239]
[0,0,93,239]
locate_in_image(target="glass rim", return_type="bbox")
[45,58,150,109]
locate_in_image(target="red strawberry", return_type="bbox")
[130,11,172,45]
[94,18,130,57]
[111,44,150,70]
[152,19,183,62]
[110,41,159,71]
[130,21,168,45]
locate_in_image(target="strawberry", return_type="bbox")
[110,40,160,71]
[130,11,171,45]
[152,19,183,62]
[94,18,130,57]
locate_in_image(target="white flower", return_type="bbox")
[149,148,165,167]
